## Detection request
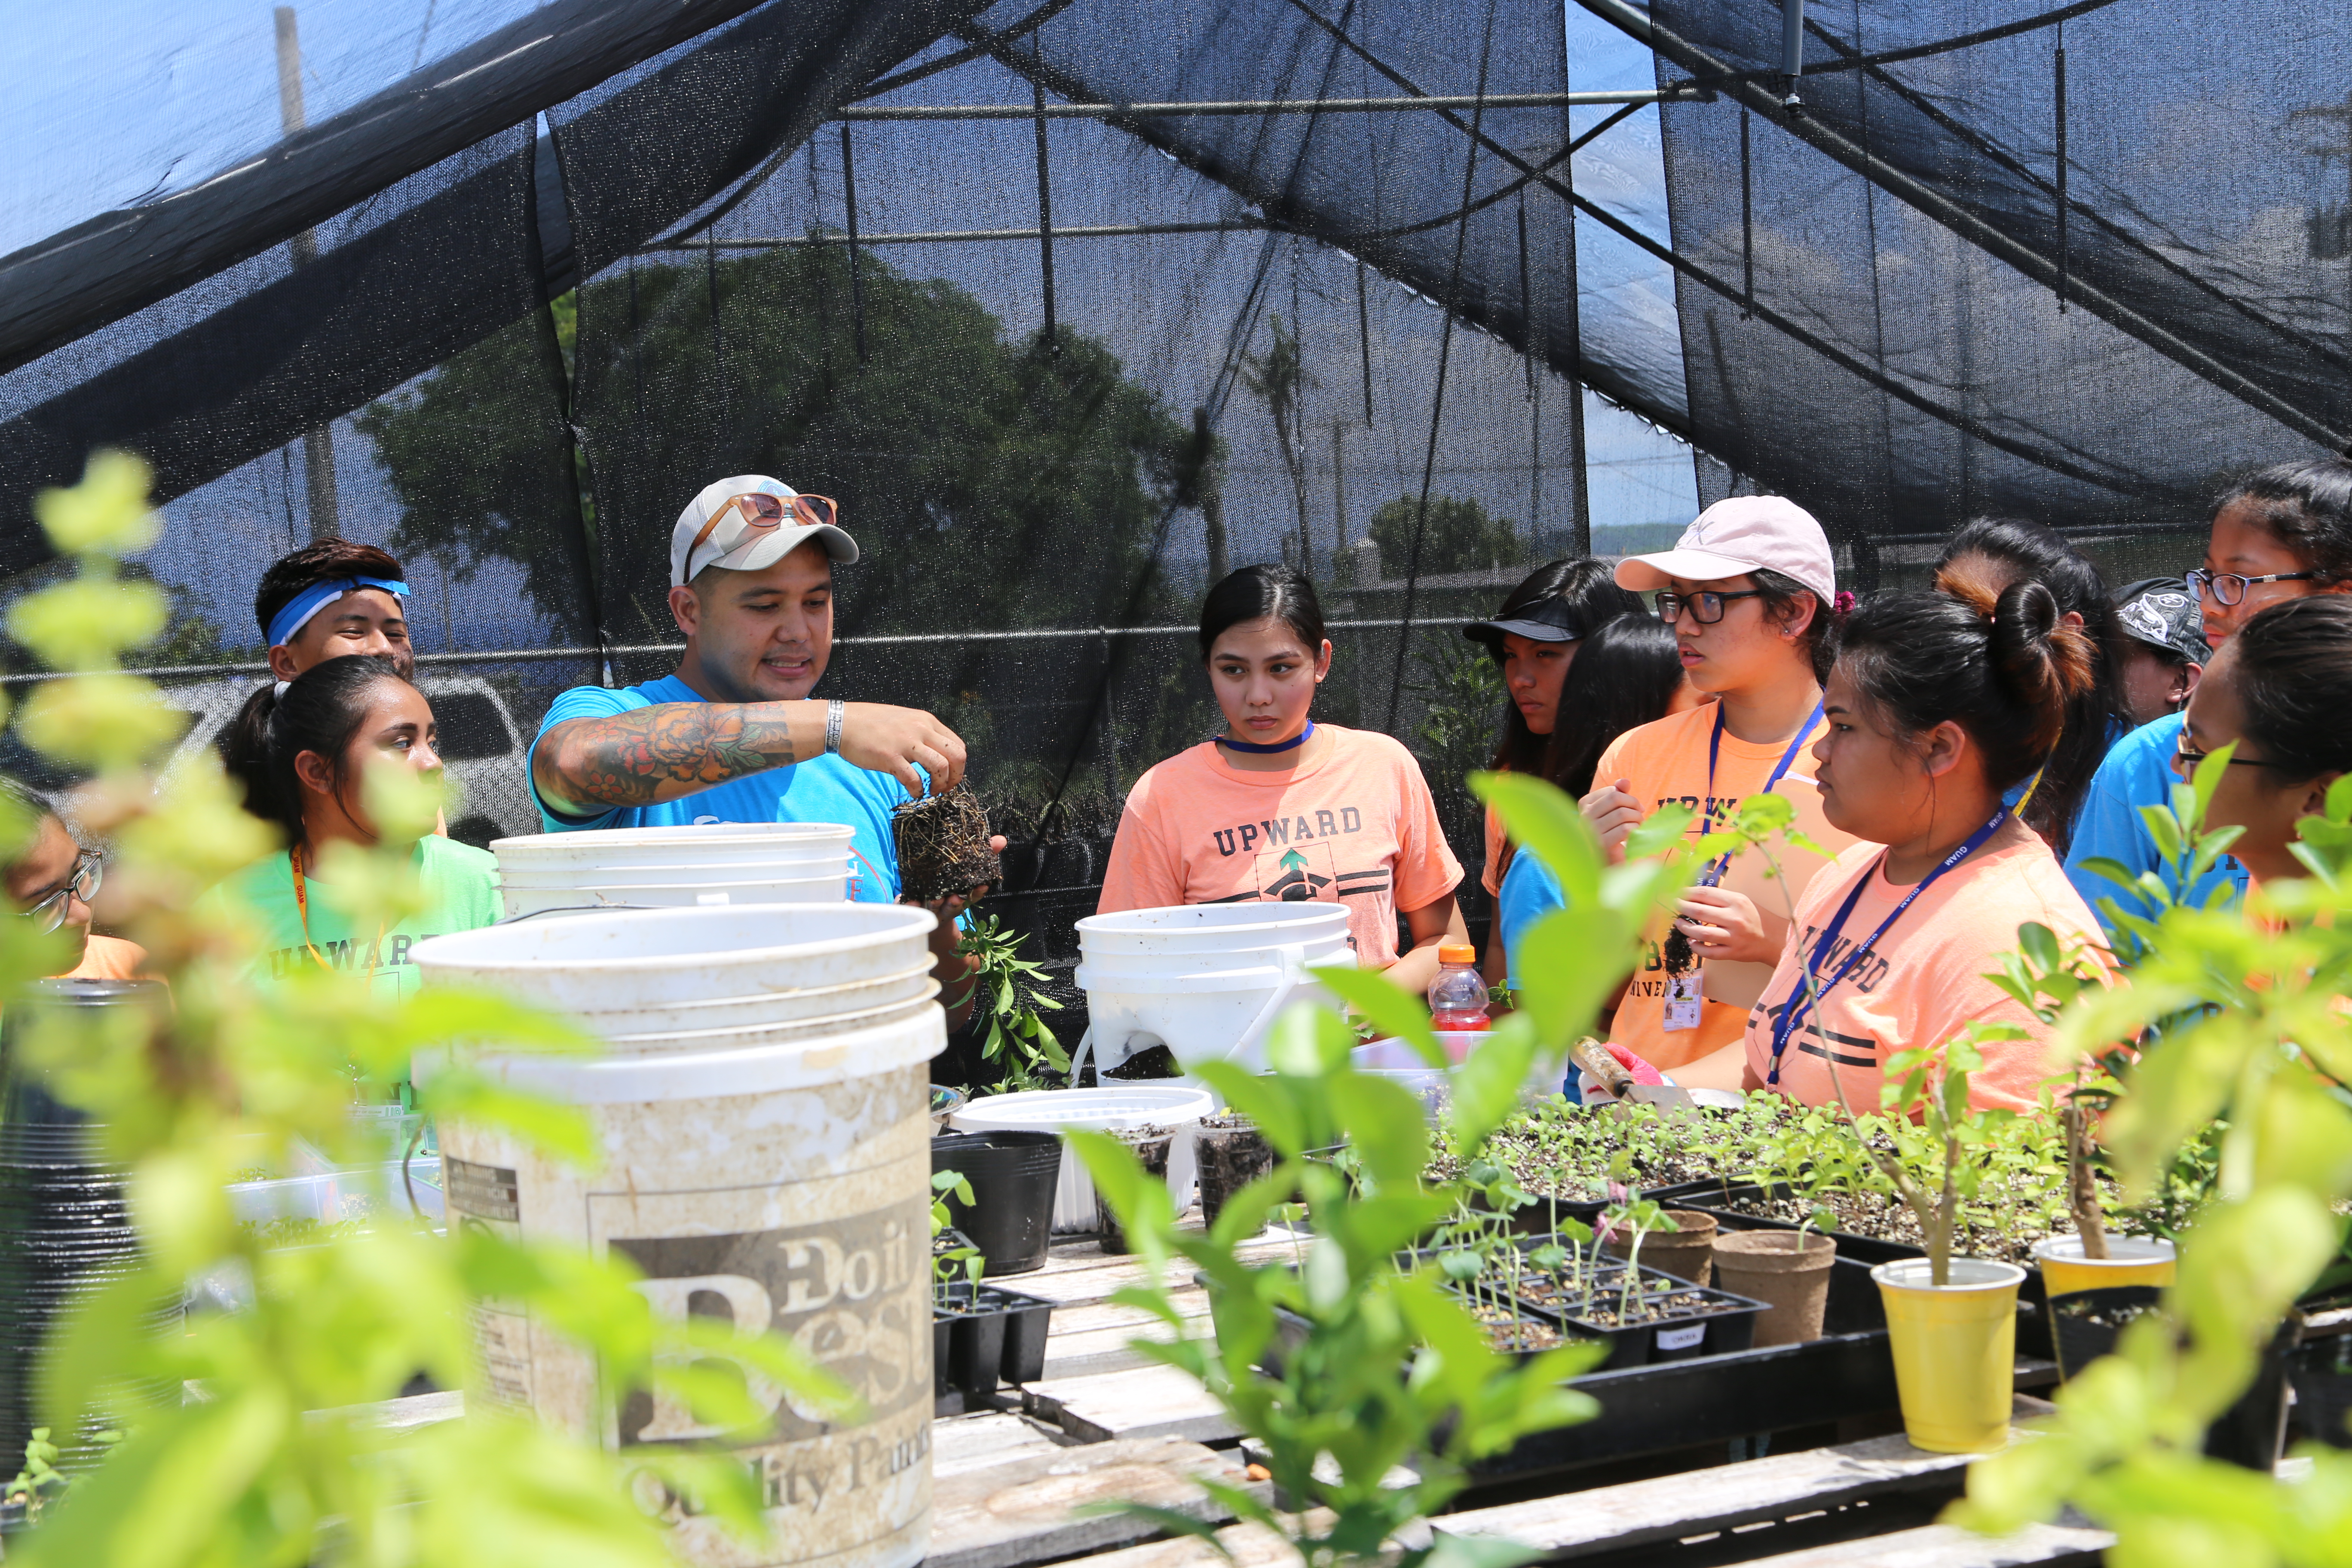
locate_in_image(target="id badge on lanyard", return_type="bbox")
[1661,702,1822,1033]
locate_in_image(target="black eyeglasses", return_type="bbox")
[1655,588,1764,625]
[2172,739,2297,776]
[18,851,100,935]
[2185,567,2315,607]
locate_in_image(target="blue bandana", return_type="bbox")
[266,577,410,650]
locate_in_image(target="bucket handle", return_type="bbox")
[1231,943,1312,1060]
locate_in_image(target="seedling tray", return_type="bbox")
[1680,1179,2057,1360]
[933,1281,1054,1413]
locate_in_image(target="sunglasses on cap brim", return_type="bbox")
[686,492,841,574]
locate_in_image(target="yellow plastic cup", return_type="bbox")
[2031,1234,2176,1298]
[1871,1257,2026,1455]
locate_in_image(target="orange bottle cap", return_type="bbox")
[1439,943,1477,966]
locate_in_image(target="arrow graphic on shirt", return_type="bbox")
[1280,849,1308,872]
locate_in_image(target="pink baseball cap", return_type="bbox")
[671,475,858,588]
[1614,496,1836,604]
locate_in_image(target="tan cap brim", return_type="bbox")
[1614,546,1769,593]
[704,522,861,579]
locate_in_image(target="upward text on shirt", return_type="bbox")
[1212,808,1364,858]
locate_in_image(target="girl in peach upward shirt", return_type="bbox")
[1742,566,2109,1115]
[1098,565,1467,997]
[1580,497,1859,1083]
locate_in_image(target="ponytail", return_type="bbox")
[1835,567,2095,793]
[223,655,412,845]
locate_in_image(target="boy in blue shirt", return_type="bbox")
[530,475,998,1025]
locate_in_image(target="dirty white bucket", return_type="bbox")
[1075,955,1344,1073]
[1076,903,1352,956]
[579,963,941,1040]
[420,972,942,1568]
[586,986,943,1057]
[498,877,845,919]
[953,1086,1215,1233]
[411,904,936,1014]
[1076,905,1357,1072]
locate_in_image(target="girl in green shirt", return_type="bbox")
[212,655,499,998]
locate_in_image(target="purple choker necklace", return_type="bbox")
[1220,720,1314,755]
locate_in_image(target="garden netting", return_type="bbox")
[0,0,2344,1027]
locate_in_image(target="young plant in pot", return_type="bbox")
[930,1169,1054,1404]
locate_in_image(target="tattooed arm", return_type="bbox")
[533,699,968,815]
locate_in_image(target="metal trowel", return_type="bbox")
[1567,1036,1699,1111]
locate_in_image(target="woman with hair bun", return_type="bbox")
[1099,564,1468,995]
[1742,565,2110,1114]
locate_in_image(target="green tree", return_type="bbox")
[360,245,1195,646]
[1239,313,1312,572]
[1369,494,1520,580]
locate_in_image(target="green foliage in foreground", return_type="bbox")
[1950,760,2352,1562]
[2,455,854,1568]
[1072,771,1696,1568]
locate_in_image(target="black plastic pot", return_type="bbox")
[932,1281,1056,1404]
[1195,1120,1273,1226]
[1096,1130,1172,1255]
[0,980,175,1474]
[2049,1285,2163,1383]
[931,1131,1061,1276]
[2291,1329,2352,1449]
[2207,1323,2296,1472]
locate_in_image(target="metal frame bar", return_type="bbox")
[1577,0,2349,451]
[15,618,1479,687]
[830,90,1666,121]
[637,219,1276,251]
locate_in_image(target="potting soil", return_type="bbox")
[892,786,1001,903]
[1714,1189,2155,1270]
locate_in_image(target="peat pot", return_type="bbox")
[1710,1231,1836,1347]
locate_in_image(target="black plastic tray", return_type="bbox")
[932,1282,1054,1412]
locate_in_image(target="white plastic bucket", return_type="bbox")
[425,1002,942,1568]
[1075,955,1341,1073]
[1074,933,1352,980]
[496,861,851,889]
[1351,1033,1568,1109]
[1075,903,1353,955]
[585,988,942,1058]
[491,822,854,867]
[575,963,941,1040]
[953,1086,1215,1233]
[498,877,846,919]
[410,905,936,1013]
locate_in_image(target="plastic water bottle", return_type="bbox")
[1426,943,1490,1032]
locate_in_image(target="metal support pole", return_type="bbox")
[2053,38,2069,312]
[1780,0,1806,109]
[840,124,868,360]
[1032,79,1057,354]
[276,6,339,539]
[1740,109,1755,318]
[832,90,1668,121]
[1355,260,1376,423]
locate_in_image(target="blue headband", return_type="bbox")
[266,576,410,650]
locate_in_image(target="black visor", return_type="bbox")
[1461,594,1586,649]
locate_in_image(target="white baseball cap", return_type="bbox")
[671,475,858,588]
[1614,496,1836,605]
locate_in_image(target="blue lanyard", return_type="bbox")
[1697,700,1823,888]
[1764,806,2010,1085]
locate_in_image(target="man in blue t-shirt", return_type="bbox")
[530,474,996,1025]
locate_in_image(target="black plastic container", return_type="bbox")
[932,1281,1056,1405]
[2049,1285,2164,1383]
[2291,1327,2352,1449]
[931,1131,1062,1276]
[0,980,174,1474]
[1194,1120,1274,1226]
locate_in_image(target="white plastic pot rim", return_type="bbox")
[413,1009,946,1102]
[1870,1258,2028,1292]
[411,904,936,976]
[578,962,940,1022]
[491,823,854,852]
[955,1085,1216,1132]
[493,867,845,886]
[1076,905,1351,937]
[597,987,940,1047]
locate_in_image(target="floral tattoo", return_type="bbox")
[536,704,799,810]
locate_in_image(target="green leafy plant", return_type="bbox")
[956,914,1068,1092]
[1062,768,1695,1568]
[931,1169,986,1297]
[5,1428,69,1525]
[1951,753,2352,1559]
[0,455,856,1568]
